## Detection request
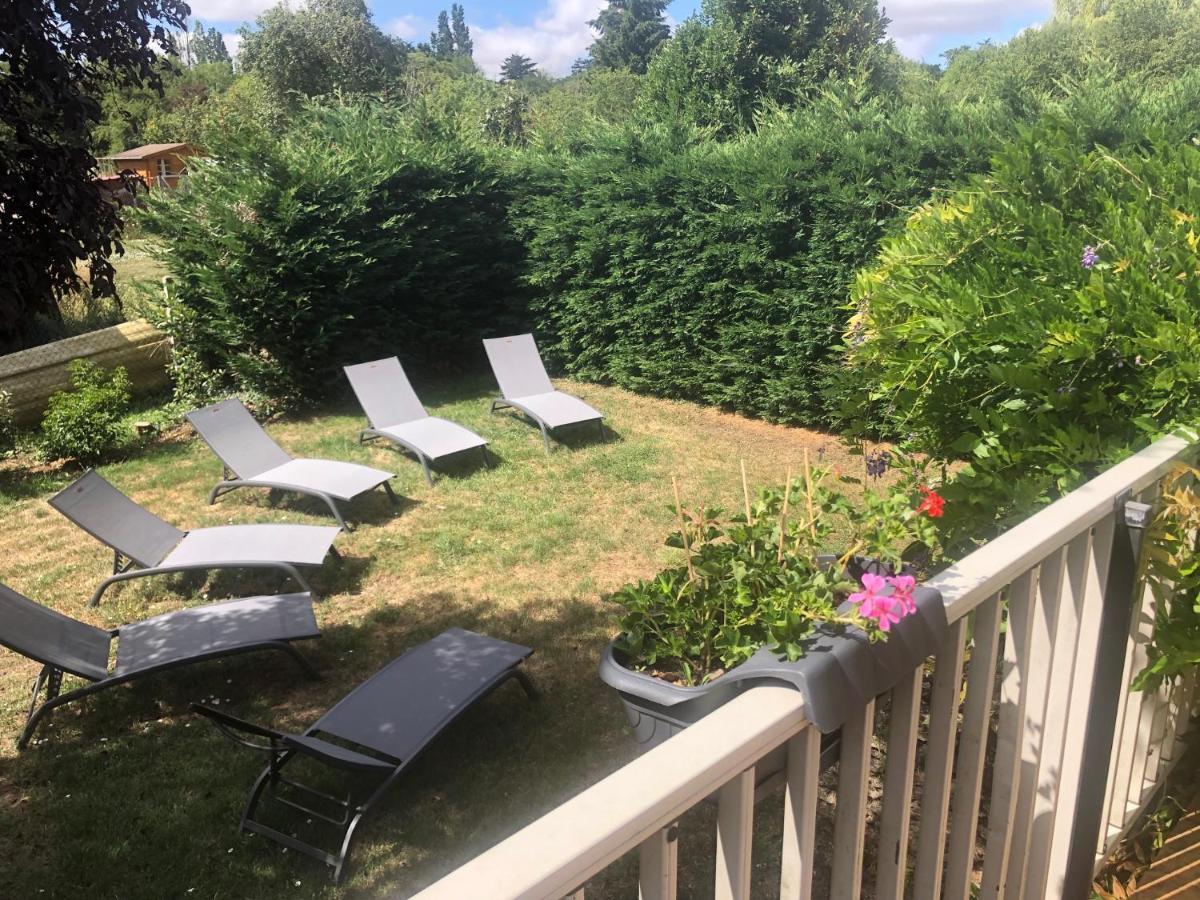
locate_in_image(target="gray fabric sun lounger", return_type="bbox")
[0,583,319,749]
[343,357,489,486]
[186,398,398,530]
[49,470,341,606]
[193,627,535,882]
[483,333,604,452]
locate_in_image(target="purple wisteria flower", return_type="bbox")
[1081,245,1100,269]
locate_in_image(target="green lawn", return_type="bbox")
[0,377,865,898]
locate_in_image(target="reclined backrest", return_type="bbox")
[483,334,554,400]
[185,399,293,479]
[343,357,427,428]
[0,583,110,681]
[49,470,185,568]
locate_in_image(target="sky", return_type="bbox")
[190,0,1055,80]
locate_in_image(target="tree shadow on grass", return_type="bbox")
[0,586,634,899]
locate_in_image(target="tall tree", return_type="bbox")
[431,10,455,57]
[0,0,189,353]
[499,53,538,81]
[451,4,473,57]
[240,0,406,101]
[189,20,231,66]
[643,0,891,131]
[588,0,670,74]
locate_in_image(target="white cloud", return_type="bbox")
[883,0,1053,59]
[386,15,424,41]
[185,0,276,20]
[222,31,243,60]
[471,0,605,78]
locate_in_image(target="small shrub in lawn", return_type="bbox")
[40,360,132,461]
[0,389,15,454]
[612,457,943,685]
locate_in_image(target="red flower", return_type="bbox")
[917,486,945,518]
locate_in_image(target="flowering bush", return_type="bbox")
[841,115,1200,545]
[611,457,943,685]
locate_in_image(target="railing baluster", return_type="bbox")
[1023,531,1094,895]
[638,824,678,900]
[912,618,968,899]
[943,593,1004,900]
[1105,577,1156,840]
[874,668,923,900]
[779,728,821,900]
[715,768,755,900]
[830,699,876,900]
[1043,514,1116,898]
[980,569,1037,899]
[1003,546,1067,899]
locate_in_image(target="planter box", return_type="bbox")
[0,320,171,425]
[599,584,948,759]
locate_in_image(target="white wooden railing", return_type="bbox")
[412,435,1197,900]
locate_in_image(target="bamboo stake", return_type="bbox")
[672,475,697,582]
[740,458,752,522]
[777,466,792,563]
[803,449,818,550]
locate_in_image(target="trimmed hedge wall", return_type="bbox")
[512,92,1002,426]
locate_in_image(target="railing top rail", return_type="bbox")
[930,434,1193,622]
[408,686,809,900]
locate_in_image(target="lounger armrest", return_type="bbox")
[191,703,288,751]
[281,734,396,773]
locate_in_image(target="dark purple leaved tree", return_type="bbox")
[0,0,190,353]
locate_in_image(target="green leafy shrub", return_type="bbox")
[1135,463,1200,690]
[0,389,15,455]
[514,87,1002,428]
[40,360,132,461]
[138,102,525,407]
[842,113,1200,540]
[613,461,942,684]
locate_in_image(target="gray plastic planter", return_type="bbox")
[599,584,947,756]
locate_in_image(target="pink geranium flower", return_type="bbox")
[849,573,905,632]
[886,574,917,615]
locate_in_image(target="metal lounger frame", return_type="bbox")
[194,633,537,883]
[188,398,398,531]
[0,584,321,750]
[357,428,491,486]
[22,636,319,751]
[489,397,605,453]
[207,465,398,532]
[91,546,328,608]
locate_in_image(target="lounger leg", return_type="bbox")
[312,493,351,532]
[481,445,492,469]
[513,669,540,702]
[419,455,433,487]
[539,422,552,454]
[382,481,400,507]
[262,641,321,680]
[208,481,242,505]
[18,672,90,751]
[332,812,367,884]
[597,419,605,442]
[90,571,139,606]
[275,563,315,598]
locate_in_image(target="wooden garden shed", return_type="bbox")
[98,142,196,189]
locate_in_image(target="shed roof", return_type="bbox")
[100,143,191,161]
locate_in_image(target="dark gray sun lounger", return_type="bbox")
[186,398,398,531]
[0,583,319,749]
[343,357,489,486]
[50,470,341,606]
[193,627,535,882]
[483,333,604,451]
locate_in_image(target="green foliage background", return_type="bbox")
[842,75,1200,540]
[137,104,524,406]
[512,88,1005,426]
